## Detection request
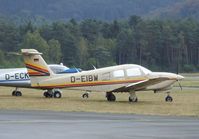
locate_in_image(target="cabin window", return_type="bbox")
[102,72,110,81]
[113,70,124,78]
[126,68,141,77]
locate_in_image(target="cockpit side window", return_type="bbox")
[113,70,124,78]
[126,68,142,77]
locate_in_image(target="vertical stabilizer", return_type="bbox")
[21,49,54,87]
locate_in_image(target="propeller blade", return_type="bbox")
[178,80,182,90]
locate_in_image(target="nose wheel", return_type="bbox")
[165,95,173,102]
[165,92,173,102]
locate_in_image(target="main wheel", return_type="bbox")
[106,93,116,102]
[165,95,173,102]
[12,91,16,96]
[15,91,22,96]
[54,91,62,98]
[43,91,48,98]
[129,97,138,102]
[44,91,53,98]
[82,93,89,98]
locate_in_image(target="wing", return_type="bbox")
[109,77,170,92]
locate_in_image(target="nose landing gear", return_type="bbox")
[165,92,173,102]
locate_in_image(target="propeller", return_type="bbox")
[177,80,182,91]
[176,59,183,91]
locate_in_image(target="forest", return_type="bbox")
[0,16,199,73]
[0,0,187,21]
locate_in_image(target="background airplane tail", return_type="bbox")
[21,49,54,87]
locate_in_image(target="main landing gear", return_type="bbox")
[43,89,62,98]
[12,88,22,97]
[82,92,90,99]
[106,91,138,102]
[106,92,116,102]
[129,91,138,103]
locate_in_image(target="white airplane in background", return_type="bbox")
[0,64,81,96]
[21,49,184,102]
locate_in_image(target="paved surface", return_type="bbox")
[0,110,199,139]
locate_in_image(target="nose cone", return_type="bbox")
[177,75,184,80]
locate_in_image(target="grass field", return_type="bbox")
[0,87,198,116]
[0,75,198,116]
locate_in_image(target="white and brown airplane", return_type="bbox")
[21,49,184,102]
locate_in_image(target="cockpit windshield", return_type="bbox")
[140,66,152,74]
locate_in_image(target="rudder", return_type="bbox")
[21,49,54,77]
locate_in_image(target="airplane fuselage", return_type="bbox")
[32,64,180,92]
[0,68,30,87]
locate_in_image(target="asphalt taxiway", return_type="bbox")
[0,110,198,139]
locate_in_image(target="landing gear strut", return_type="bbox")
[165,92,173,102]
[129,91,138,102]
[43,89,62,98]
[12,88,22,97]
[106,92,116,102]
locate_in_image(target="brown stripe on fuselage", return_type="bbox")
[32,79,145,89]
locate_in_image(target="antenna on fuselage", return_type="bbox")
[7,52,21,56]
[92,65,96,70]
[73,66,80,73]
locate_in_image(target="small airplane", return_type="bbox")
[0,64,81,96]
[21,49,184,102]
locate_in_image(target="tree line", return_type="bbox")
[0,16,198,72]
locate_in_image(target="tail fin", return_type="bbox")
[21,49,54,77]
[21,49,54,87]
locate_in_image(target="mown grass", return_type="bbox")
[0,86,198,116]
[0,74,198,116]
[175,74,199,87]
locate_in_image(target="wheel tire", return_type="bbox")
[54,91,62,98]
[43,91,48,98]
[82,93,89,98]
[15,91,22,96]
[129,97,138,102]
[48,94,53,98]
[44,92,53,98]
[107,93,116,102]
[12,91,16,96]
[165,96,173,102]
